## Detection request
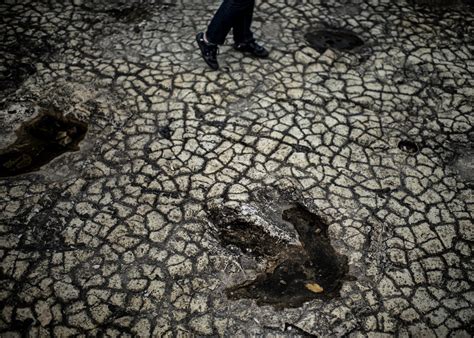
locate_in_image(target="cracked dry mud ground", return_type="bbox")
[0,0,473,336]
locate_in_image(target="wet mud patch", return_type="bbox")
[305,29,364,53]
[211,204,349,309]
[0,108,88,177]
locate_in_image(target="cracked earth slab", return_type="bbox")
[0,0,473,336]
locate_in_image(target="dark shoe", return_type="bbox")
[233,39,269,58]
[196,32,219,70]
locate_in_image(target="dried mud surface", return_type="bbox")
[0,0,473,336]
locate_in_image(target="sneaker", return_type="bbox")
[233,39,269,58]
[196,32,219,70]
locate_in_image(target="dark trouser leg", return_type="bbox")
[232,0,254,44]
[206,0,255,45]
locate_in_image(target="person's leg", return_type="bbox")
[232,0,255,44]
[231,0,269,58]
[197,0,237,70]
[206,0,238,45]
[197,0,268,69]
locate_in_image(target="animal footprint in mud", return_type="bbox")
[213,204,349,309]
[0,108,87,177]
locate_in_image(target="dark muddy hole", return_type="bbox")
[305,29,364,53]
[158,126,172,140]
[215,204,348,308]
[0,109,88,177]
[398,140,419,154]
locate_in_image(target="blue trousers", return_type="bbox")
[206,0,255,45]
